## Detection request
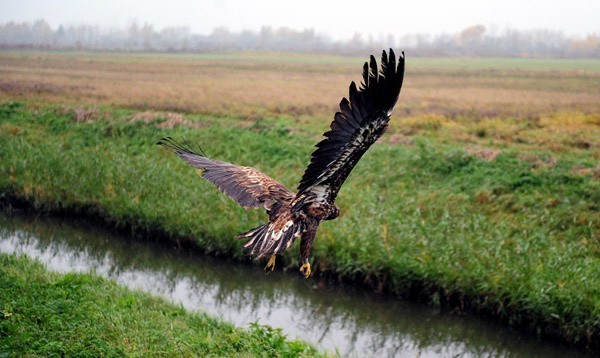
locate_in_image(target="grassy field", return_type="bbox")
[0,253,322,356]
[1,50,599,120]
[0,51,599,350]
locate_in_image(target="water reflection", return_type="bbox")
[0,213,590,357]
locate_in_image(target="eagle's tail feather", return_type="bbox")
[236,220,303,260]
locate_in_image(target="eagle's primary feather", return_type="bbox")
[158,49,405,277]
[297,49,404,203]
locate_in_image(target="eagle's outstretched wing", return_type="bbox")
[158,137,295,210]
[297,49,404,203]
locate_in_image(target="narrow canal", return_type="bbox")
[0,213,590,357]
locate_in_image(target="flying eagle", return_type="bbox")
[158,49,405,278]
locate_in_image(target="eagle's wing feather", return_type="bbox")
[158,137,295,210]
[297,49,405,203]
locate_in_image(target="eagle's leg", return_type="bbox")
[299,224,316,279]
[299,258,311,279]
[264,254,276,273]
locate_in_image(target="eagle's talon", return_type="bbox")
[264,255,276,273]
[299,262,311,278]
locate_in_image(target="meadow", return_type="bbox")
[0,253,322,356]
[0,50,599,350]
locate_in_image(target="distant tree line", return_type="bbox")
[1,19,598,58]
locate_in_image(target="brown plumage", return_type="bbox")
[158,49,405,278]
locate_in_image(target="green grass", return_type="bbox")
[0,101,598,349]
[0,253,322,357]
[410,57,600,72]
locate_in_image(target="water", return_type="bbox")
[0,213,591,357]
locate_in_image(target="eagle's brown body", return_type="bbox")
[159,49,405,278]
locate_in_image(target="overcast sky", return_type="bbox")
[1,0,599,39]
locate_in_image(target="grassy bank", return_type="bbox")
[0,253,322,356]
[0,101,598,349]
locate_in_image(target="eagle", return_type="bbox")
[158,49,405,278]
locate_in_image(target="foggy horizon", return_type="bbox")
[1,18,599,58]
[1,0,599,41]
[1,1,599,57]
[0,17,598,41]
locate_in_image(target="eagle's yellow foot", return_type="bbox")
[299,261,311,278]
[264,255,276,273]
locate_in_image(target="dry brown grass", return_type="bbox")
[0,52,350,119]
[572,164,600,179]
[130,111,206,129]
[1,51,599,155]
[71,107,101,122]
[465,146,502,161]
[2,51,599,119]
